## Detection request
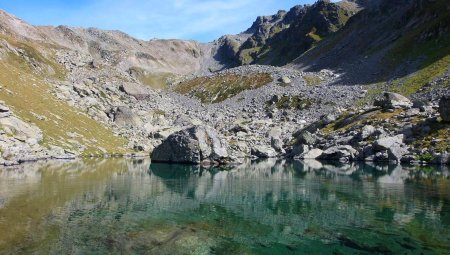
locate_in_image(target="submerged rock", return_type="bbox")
[151,125,230,164]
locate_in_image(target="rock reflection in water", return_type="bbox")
[0,159,448,254]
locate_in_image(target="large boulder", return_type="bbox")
[0,116,43,144]
[151,125,229,164]
[299,149,323,159]
[373,134,408,163]
[292,144,310,158]
[120,82,152,100]
[251,146,277,158]
[318,145,357,162]
[360,125,376,140]
[109,106,142,127]
[278,76,291,85]
[268,127,285,153]
[439,95,450,122]
[296,130,317,145]
[374,92,412,110]
[0,101,11,118]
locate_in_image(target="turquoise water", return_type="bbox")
[0,159,449,254]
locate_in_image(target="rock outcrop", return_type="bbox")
[374,92,413,110]
[120,82,153,100]
[151,126,230,164]
[372,135,408,163]
[439,95,450,122]
[299,149,323,160]
[318,145,357,162]
[251,146,277,159]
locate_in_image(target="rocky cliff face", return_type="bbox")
[217,0,360,66]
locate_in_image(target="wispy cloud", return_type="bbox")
[1,0,313,42]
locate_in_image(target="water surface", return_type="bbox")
[0,159,449,254]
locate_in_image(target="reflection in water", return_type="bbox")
[0,159,449,254]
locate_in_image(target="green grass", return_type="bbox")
[390,54,450,96]
[129,67,173,90]
[1,35,66,80]
[269,96,316,111]
[302,74,322,86]
[307,27,323,43]
[321,109,402,135]
[382,0,450,95]
[411,120,450,154]
[174,73,273,104]
[238,47,261,65]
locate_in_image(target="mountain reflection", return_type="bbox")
[0,159,449,254]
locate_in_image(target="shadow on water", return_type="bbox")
[0,159,449,254]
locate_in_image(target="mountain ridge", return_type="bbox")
[0,0,448,166]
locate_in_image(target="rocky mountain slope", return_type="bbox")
[291,0,450,91]
[213,0,361,67]
[0,0,448,166]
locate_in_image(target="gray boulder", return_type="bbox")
[374,92,412,110]
[0,116,43,144]
[151,125,229,164]
[439,95,449,122]
[268,127,285,153]
[0,101,11,118]
[120,82,152,100]
[292,144,310,158]
[373,134,408,163]
[109,106,142,127]
[251,146,277,158]
[360,125,376,140]
[279,76,291,85]
[318,145,357,162]
[296,131,317,145]
[300,149,323,159]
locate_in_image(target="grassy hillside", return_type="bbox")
[0,36,127,155]
[293,0,450,97]
[128,67,174,90]
[174,73,273,104]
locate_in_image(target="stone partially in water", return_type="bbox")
[318,145,356,162]
[299,148,323,159]
[251,146,278,158]
[151,125,229,164]
[373,134,408,163]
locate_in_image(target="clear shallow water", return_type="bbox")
[0,159,449,255]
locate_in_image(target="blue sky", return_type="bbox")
[0,0,316,42]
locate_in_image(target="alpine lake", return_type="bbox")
[0,159,449,255]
